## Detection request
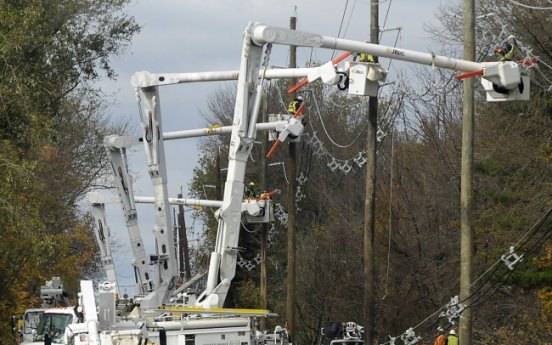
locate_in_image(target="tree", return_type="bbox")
[0,0,139,341]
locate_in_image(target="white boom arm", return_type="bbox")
[191,22,268,308]
[104,138,154,297]
[87,191,225,209]
[88,191,275,212]
[133,84,179,311]
[79,281,100,345]
[87,194,119,294]
[130,23,525,101]
[104,122,287,148]
[250,24,483,72]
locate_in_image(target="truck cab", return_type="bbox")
[13,308,45,344]
[24,308,80,345]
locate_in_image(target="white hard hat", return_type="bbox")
[507,35,515,40]
[437,327,444,332]
[297,96,303,101]
[449,330,456,335]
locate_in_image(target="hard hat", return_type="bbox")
[507,35,515,40]
[249,182,255,186]
[297,96,303,101]
[437,327,444,332]
[449,330,456,335]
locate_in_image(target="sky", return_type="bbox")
[94,0,447,295]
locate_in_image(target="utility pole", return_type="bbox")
[260,92,269,331]
[287,15,297,344]
[177,193,191,280]
[459,0,475,343]
[364,0,378,343]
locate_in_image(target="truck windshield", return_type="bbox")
[24,311,44,334]
[34,313,73,343]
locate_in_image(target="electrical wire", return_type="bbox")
[240,219,262,233]
[379,0,394,42]
[310,90,368,148]
[342,0,358,40]
[331,0,350,60]
[504,0,552,9]
[375,207,552,345]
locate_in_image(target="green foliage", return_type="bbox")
[475,160,501,175]
[0,0,139,342]
[484,189,520,205]
[234,279,261,309]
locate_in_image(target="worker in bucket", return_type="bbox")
[244,182,256,199]
[495,35,518,62]
[359,52,375,62]
[288,96,303,115]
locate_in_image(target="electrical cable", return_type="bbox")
[504,0,552,9]
[342,0,358,40]
[376,207,552,345]
[460,212,552,309]
[379,0,394,42]
[331,0,350,60]
[240,219,262,233]
[310,90,368,148]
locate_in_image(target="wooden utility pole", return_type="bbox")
[459,0,475,343]
[287,15,297,344]
[177,193,191,280]
[364,0,378,343]
[260,92,269,331]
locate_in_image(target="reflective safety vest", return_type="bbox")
[497,40,517,61]
[288,101,301,114]
[434,335,445,345]
[359,53,375,63]
[446,335,458,345]
[501,42,517,61]
[245,187,256,199]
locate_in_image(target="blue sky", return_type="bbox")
[94,0,446,295]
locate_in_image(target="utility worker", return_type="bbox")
[244,182,256,199]
[444,329,458,345]
[259,191,271,200]
[288,96,303,115]
[359,53,375,63]
[434,327,445,345]
[495,35,518,62]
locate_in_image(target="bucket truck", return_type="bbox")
[53,19,534,345]
[32,281,147,345]
[119,19,534,315]
[12,277,72,344]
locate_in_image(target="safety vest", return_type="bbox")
[245,187,256,199]
[288,101,301,114]
[446,335,458,345]
[359,53,375,63]
[434,335,445,345]
[502,43,517,61]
